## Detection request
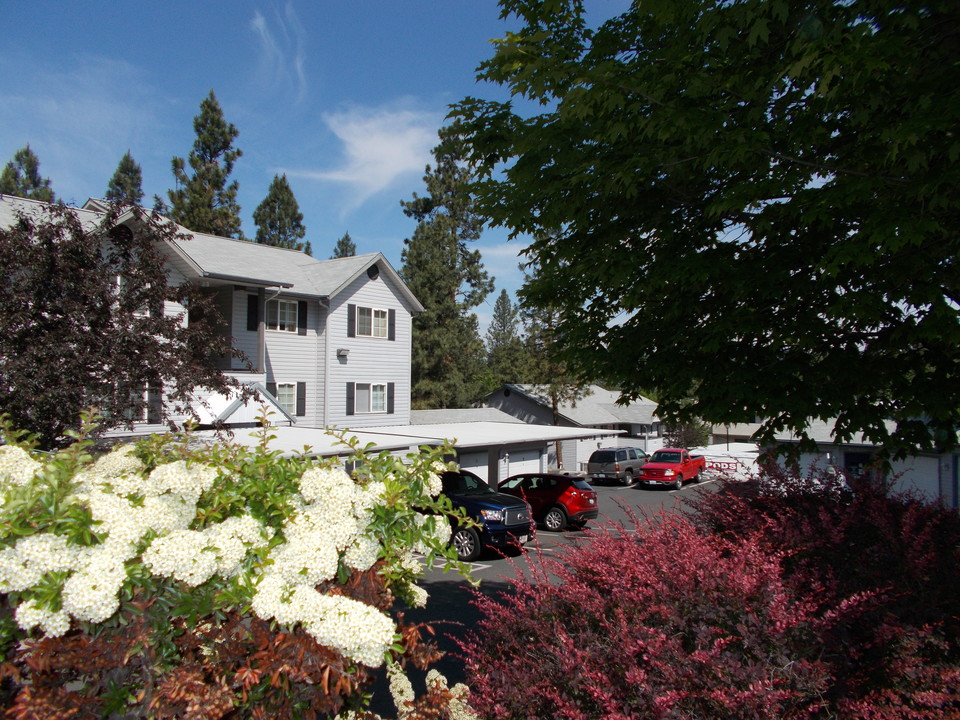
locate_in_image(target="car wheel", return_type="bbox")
[693,470,702,483]
[452,527,481,562]
[543,506,568,532]
[673,475,683,491]
[620,470,634,486]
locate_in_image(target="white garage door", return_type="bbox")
[503,448,543,478]
[456,452,488,483]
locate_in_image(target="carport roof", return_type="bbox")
[205,421,621,457]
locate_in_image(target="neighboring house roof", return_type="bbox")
[492,384,660,427]
[410,408,523,425]
[715,418,901,449]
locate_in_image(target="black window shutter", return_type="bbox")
[347,304,356,337]
[247,295,259,331]
[346,382,355,416]
[296,382,306,416]
[266,300,278,329]
[266,382,277,398]
[388,309,396,341]
[297,301,308,335]
[387,382,395,414]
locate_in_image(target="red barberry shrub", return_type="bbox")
[688,466,960,716]
[459,513,830,719]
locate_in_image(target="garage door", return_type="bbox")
[456,452,488,483]
[503,448,543,478]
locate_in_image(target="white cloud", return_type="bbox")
[291,103,440,212]
[250,3,308,104]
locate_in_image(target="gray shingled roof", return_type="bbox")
[1,196,423,311]
[507,384,660,426]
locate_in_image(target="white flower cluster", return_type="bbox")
[248,467,399,666]
[412,513,452,554]
[252,575,395,667]
[145,460,219,502]
[142,514,268,586]
[425,670,480,720]
[0,445,42,490]
[0,533,78,592]
[5,450,268,636]
[424,461,447,497]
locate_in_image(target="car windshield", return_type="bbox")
[650,451,681,463]
[442,471,495,496]
[590,451,616,463]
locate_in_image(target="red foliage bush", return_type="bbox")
[459,513,830,719]
[688,468,960,717]
[460,470,960,719]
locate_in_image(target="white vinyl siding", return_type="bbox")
[263,298,324,426]
[326,270,414,428]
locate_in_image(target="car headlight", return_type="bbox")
[479,508,504,522]
[663,469,675,476]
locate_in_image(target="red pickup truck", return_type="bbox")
[637,448,706,490]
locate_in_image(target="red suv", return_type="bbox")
[498,473,599,531]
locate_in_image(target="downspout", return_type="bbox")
[320,296,330,427]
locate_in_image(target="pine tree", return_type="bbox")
[400,124,493,409]
[331,232,356,258]
[167,90,243,238]
[520,257,590,466]
[253,174,307,251]
[486,288,532,387]
[0,145,55,202]
[105,151,144,205]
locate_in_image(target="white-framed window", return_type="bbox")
[356,306,388,338]
[275,382,296,415]
[355,383,387,413]
[267,299,299,332]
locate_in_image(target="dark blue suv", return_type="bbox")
[441,470,534,561]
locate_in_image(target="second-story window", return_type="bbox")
[267,299,299,332]
[356,306,388,338]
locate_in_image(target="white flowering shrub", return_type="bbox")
[0,412,479,719]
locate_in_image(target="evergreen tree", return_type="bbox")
[521,258,590,466]
[253,174,307,251]
[167,90,243,238]
[331,231,356,258]
[105,151,144,205]
[486,288,532,387]
[400,124,493,409]
[0,145,55,202]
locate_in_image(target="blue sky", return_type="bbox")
[0,1,623,331]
